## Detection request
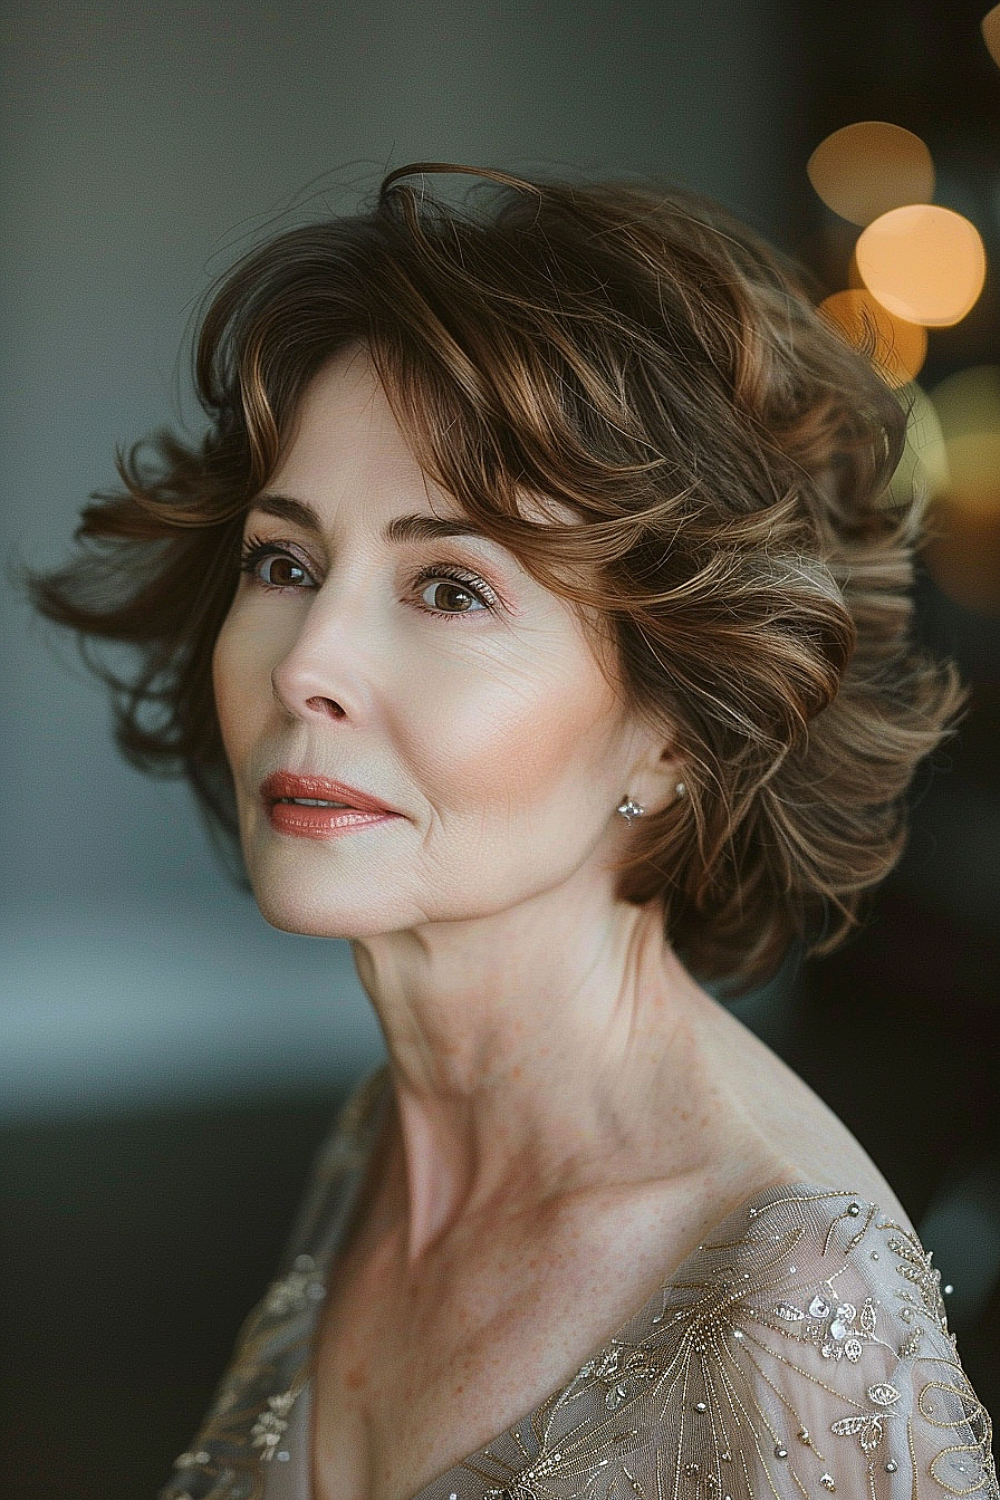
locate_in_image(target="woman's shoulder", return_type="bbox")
[467,1179,997,1500]
[694,987,917,1228]
[275,1063,391,1269]
[673,1180,997,1495]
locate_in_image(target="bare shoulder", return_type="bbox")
[689,988,916,1233]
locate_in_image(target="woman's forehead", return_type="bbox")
[270,350,583,536]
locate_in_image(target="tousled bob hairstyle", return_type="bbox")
[32,162,966,990]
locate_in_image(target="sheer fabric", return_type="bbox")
[162,1067,998,1500]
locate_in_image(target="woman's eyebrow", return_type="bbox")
[250,493,322,531]
[383,513,492,545]
[251,492,493,545]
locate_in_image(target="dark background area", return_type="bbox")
[3,2,998,1496]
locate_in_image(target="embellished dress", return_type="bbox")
[162,1067,998,1500]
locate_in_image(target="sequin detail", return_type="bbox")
[159,1071,999,1500]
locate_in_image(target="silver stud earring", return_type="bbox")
[616,796,646,824]
[675,781,686,797]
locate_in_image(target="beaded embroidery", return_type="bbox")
[161,1071,998,1500]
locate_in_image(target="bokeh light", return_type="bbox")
[924,366,1000,614]
[932,366,1000,516]
[883,383,949,511]
[846,250,865,290]
[983,4,1000,69]
[807,122,935,226]
[855,205,987,326]
[818,289,927,387]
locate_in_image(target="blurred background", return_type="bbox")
[2,1,998,1494]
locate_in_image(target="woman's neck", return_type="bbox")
[350,881,716,1263]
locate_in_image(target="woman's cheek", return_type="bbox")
[391,648,622,813]
[212,611,263,765]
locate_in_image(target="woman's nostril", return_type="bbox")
[306,695,346,719]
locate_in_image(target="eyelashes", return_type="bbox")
[412,564,500,616]
[238,536,501,618]
[239,538,312,590]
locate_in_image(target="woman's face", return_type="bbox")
[213,348,664,938]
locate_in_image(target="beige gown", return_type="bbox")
[161,1067,998,1500]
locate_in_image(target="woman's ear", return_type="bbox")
[625,733,686,818]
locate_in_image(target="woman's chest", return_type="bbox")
[307,1184,734,1500]
[309,1249,594,1500]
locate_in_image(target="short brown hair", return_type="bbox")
[32,162,966,989]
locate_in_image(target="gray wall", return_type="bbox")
[2,0,796,1118]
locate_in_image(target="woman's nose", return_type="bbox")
[269,594,373,725]
[274,678,346,720]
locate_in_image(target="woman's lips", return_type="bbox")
[259,771,402,839]
[267,802,399,838]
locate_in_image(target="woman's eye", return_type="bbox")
[240,542,314,589]
[260,554,309,587]
[417,575,492,614]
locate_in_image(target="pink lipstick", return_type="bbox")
[260,771,402,839]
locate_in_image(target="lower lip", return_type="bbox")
[265,802,401,839]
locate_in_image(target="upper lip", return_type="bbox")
[260,771,399,816]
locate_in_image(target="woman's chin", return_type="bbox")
[249,876,409,941]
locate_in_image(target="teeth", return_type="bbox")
[280,797,352,808]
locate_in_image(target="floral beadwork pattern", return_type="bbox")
[772,1289,880,1362]
[437,1189,997,1500]
[160,1069,998,1500]
[162,1258,320,1500]
[160,1070,388,1500]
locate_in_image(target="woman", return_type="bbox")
[34,163,997,1500]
